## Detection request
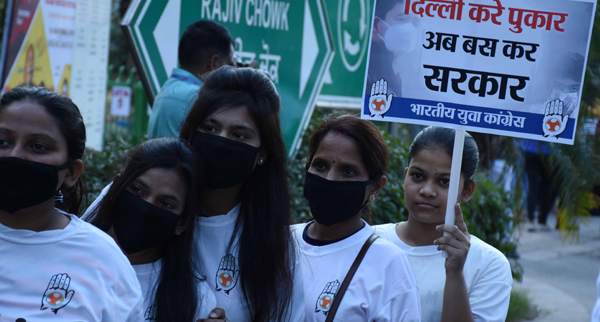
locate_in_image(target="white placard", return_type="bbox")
[362,0,597,145]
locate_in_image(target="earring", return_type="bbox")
[55,190,64,203]
[260,159,263,163]
[369,194,375,202]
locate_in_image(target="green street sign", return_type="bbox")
[318,0,373,109]
[121,0,334,156]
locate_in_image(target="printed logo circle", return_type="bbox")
[371,97,386,111]
[319,295,333,310]
[546,117,561,132]
[46,292,64,306]
[219,272,233,288]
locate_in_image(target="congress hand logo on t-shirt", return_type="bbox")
[315,280,340,316]
[144,304,157,321]
[40,273,75,314]
[216,254,239,294]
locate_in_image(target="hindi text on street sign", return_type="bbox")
[122,0,334,155]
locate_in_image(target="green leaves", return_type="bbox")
[0,0,6,43]
[82,136,136,209]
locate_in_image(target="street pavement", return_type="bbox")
[513,213,600,322]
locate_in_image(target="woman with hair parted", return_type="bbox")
[374,126,512,322]
[0,87,144,321]
[294,114,421,322]
[85,66,304,322]
[179,66,303,322]
[88,137,225,322]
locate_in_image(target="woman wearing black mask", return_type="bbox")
[88,138,229,322]
[294,114,420,322]
[179,66,302,322]
[0,87,144,320]
[84,66,302,321]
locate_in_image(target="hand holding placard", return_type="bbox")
[435,202,471,271]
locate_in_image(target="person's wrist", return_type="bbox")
[445,269,465,280]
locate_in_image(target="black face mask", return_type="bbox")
[0,157,72,214]
[191,131,262,190]
[112,191,182,254]
[303,172,381,227]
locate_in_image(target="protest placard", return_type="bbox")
[362,0,596,255]
[362,0,596,144]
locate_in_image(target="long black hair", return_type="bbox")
[0,86,87,215]
[180,66,295,321]
[90,137,204,322]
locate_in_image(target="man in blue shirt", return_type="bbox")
[148,21,234,138]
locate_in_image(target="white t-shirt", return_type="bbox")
[0,211,144,321]
[133,259,217,321]
[196,204,305,322]
[293,222,421,322]
[374,223,513,322]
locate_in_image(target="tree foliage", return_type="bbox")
[0,0,7,45]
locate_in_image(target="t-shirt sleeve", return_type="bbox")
[118,293,145,322]
[93,232,145,321]
[374,284,421,322]
[372,251,421,322]
[469,247,513,322]
[109,256,145,321]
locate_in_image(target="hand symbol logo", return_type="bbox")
[369,79,394,118]
[40,273,75,314]
[46,292,64,305]
[542,98,569,138]
[144,304,157,321]
[315,280,340,315]
[219,272,234,287]
[319,295,333,309]
[216,254,240,294]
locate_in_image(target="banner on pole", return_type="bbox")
[0,0,112,150]
[362,0,597,144]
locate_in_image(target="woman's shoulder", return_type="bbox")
[67,215,134,270]
[372,222,396,233]
[372,223,399,241]
[366,234,413,269]
[468,235,510,263]
[361,235,419,295]
[290,222,308,241]
[71,215,117,244]
[467,235,512,280]
[291,222,307,232]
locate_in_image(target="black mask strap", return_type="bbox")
[57,159,76,171]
